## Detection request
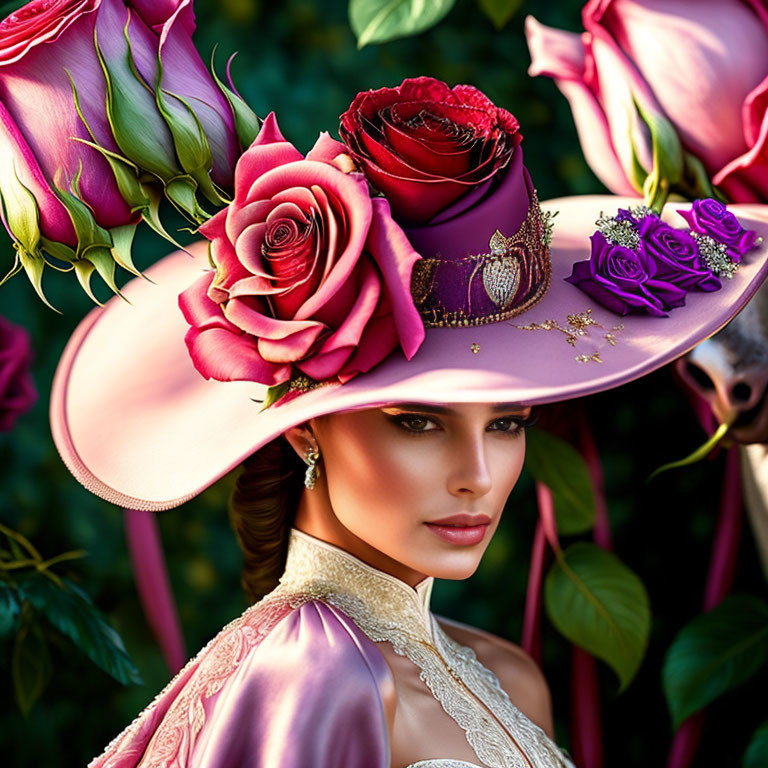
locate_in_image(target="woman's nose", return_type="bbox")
[448,433,493,496]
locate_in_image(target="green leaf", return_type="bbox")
[663,595,768,729]
[545,542,651,690]
[12,606,52,717]
[17,574,142,686]
[477,0,522,29]
[525,429,596,535]
[349,0,457,48]
[744,722,768,768]
[0,583,21,638]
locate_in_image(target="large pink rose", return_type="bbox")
[0,0,248,299]
[526,0,768,202]
[179,113,425,390]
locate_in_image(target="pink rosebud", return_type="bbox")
[0,315,37,432]
[0,0,256,305]
[180,113,426,393]
[526,0,768,202]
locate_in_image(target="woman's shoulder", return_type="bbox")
[434,614,554,738]
[90,596,394,768]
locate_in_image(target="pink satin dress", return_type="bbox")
[89,529,575,767]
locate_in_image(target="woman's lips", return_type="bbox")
[424,522,490,546]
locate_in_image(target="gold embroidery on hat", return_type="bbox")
[410,191,553,328]
[511,308,625,363]
[411,259,438,305]
[470,342,481,354]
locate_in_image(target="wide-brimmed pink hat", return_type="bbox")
[50,165,768,511]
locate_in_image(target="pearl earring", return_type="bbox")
[304,446,321,489]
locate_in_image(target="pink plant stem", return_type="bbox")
[666,417,743,767]
[570,647,604,768]
[522,520,548,663]
[569,409,608,768]
[124,509,187,674]
[703,446,742,610]
[578,408,613,551]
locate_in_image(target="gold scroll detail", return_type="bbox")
[511,308,625,363]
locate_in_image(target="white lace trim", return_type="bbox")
[278,528,575,768]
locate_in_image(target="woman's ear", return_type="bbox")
[283,422,319,464]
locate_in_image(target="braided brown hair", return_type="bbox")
[228,434,306,604]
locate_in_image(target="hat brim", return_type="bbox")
[51,196,768,510]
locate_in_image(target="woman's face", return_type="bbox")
[289,401,530,586]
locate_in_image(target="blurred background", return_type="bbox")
[0,0,764,765]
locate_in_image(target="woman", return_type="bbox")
[50,82,768,767]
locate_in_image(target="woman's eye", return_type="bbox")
[394,414,436,432]
[491,415,534,435]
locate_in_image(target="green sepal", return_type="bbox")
[679,151,721,202]
[166,175,210,223]
[82,245,125,301]
[93,21,179,181]
[17,248,59,313]
[109,224,141,277]
[0,162,41,255]
[210,48,260,150]
[634,95,684,214]
[647,420,731,482]
[52,175,113,259]
[73,260,103,306]
[39,237,77,267]
[259,381,290,411]
[0,250,23,285]
[156,86,223,206]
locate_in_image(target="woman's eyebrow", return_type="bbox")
[382,402,526,414]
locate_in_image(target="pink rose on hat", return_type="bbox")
[179,113,425,389]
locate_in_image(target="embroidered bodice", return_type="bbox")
[274,528,575,768]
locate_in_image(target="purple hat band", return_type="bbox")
[404,148,551,327]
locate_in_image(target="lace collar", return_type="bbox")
[277,527,436,644]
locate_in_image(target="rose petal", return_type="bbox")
[183,326,290,385]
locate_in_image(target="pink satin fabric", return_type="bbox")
[90,600,393,767]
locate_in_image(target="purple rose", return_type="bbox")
[677,199,758,261]
[638,216,721,292]
[565,231,686,317]
[0,315,36,432]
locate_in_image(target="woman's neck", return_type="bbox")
[293,488,429,589]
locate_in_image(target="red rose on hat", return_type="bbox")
[179,113,425,389]
[339,76,522,224]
